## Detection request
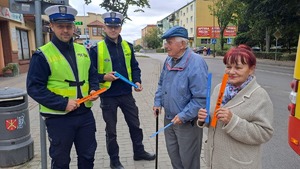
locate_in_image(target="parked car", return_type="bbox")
[251,46,261,51]
[193,46,205,54]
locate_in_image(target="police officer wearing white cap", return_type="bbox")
[89,11,156,169]
[27,5,99,169]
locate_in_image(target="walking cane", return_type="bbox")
[155,109,159,169]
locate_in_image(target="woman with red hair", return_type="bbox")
[197,44,274,169]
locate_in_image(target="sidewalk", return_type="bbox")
[0,57,206,169]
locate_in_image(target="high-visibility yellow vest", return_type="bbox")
[39,42,92,115]
[97,40,132,89]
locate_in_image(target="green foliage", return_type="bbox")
[254,52,284,60]
[143,27,162,49]
[2,63,19,76]
[209,0,245,50]
[238,0,300,51]
[84,0,150,22]
[2,64,14,73]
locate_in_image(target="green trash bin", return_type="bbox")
[0,87,34,167]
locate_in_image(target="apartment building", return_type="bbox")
[141,24,157,48]
[157,0,237,48]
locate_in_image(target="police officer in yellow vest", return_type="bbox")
[89,11,155,169]
[26,5,100,169]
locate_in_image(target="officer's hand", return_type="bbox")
[89,90,99,101]
[104,72,118,82]
[134,82,143,92]
[66,99,79,112]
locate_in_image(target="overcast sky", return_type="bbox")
[69,0,192,43]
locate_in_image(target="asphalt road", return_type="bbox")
[138,52,300,169]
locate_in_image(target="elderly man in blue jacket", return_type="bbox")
[153,26,208,169]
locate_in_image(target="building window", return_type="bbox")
[190,28,193,34]
[84,28,89,35]
[92,27,103,36]
[190,16,193,22]
[200,39,211,44]
[186,18,188,23]
[16,29,30,60]
[190,4,193,11]
[186,7,188,13]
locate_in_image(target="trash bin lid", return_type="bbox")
[0,87,27,99]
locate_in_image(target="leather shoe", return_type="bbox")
[133,151,156,161]
[110,161,124,169]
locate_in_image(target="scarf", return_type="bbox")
[222,75,253,105]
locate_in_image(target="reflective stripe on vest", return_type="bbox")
[39,42,92,115]
[97,40,132,89]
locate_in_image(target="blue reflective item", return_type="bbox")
[150,122,173,138]
[114,72,138,88]
[205,73,212,124]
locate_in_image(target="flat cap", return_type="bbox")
[162,26,188,39]
[102,11,124,27]
[45,5,77,23]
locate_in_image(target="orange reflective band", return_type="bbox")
[211,74,228,128]
[76,88,107,104]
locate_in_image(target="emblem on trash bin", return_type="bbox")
[5,118,18,131]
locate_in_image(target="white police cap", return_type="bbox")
[45,5,78,23]
[102,11,124,26]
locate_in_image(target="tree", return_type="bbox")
[84,0,150,23]
[209,0,245,50]
[239,0,300,52]
[143,27,162,49]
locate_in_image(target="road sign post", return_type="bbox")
[212,38,216,57]
[273,30,282,61]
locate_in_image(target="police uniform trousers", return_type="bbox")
[100,93,145,162]
[164,118,202,169]
[45,110,97,169]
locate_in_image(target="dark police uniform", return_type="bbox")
[89,11,155,169]
[89,35,144,159]
[26,5,99,169]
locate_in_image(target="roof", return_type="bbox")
[87,20,104,27]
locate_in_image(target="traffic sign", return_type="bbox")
[273,30,282,40]
[211,38,217,44]
[227,38,232,44]
[75,21,83,25]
